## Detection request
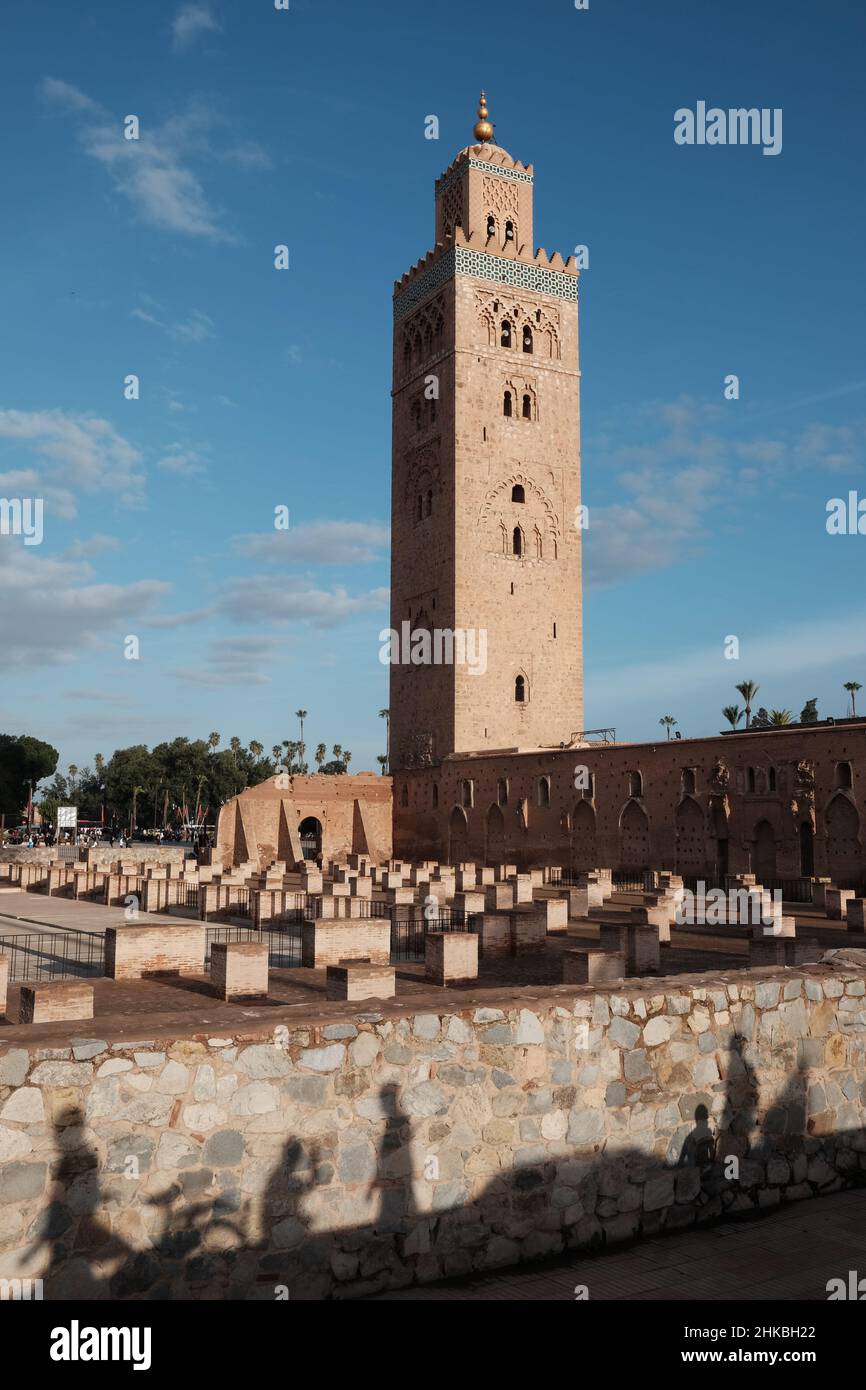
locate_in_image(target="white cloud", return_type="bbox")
[172,634,281,685]
[235,520,390,566]
[63,534,121,560]
[219,576,389,628]
[41,80,268,242]
[146,608,212,629]
[171,309,215,343]
[0,545,168,668]
[156,446,208,476]
[0,409,145,513]
[171,2,222,52]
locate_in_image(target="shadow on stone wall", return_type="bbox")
[26,1034,866,1301]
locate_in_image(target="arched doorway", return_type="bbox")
[485,803,507,865]
[298,816,322,861]
[674,798,704,877]
[571,801,597,871]
[448,806,469,865]
[825,795,861,884]
[619,800,650,869]
[799,820,815,877]
[752,819,777,882]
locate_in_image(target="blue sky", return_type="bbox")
[1,0,865,775]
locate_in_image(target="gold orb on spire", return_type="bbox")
[473,90,494,143]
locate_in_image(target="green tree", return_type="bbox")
[659,715,677,740]
[751,707,771,729]
[799,698,818,724]
[735,681,760,729]
[0,734,59,820]
[722,705,743,730]
[314,742,327,771]
[769,709,793,726]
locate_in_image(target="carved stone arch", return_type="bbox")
[478,470,559,531]
[571,799,597,871]
[403,444,441,504]
[619,799,650,868]
[448,805,470,866]
[485,802,507,864]
[675,795,705,876]
[825,791,861,882]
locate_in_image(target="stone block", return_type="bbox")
[507,873,533,904]
[485,882,516,911]
[845,898,866,930]
[826,888,856,920]
[301,918,390,968]
[425,931,478,985]
[19,981,94,1024]
[563,949,626,985]
[750,937,821,967]
[210,941,269,1000]
[477,913,511,957]
[105,923,205,979]
[326,964,396,1002]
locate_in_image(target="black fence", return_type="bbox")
[390,909,480,963]
[759,877,815,904]
[0,931,105,983]
[183,883,201,910]
[204,923,303,969]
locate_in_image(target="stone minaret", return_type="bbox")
[389,94,583,771]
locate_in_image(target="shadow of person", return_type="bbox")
[367,1082,419,1236]
[30,1103,133,1299]
[678,1103,716,1168]
[715,1034,759,1168]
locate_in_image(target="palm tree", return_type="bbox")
[229,736,242,754]
[343,750,352,771]
[722,704,743,730]
[249,740,263,759]
[735,681,759,729]
[769,709,793,726]
[208,732,220,751]
[659,715,677,740]
[376,754,388,774]
[94,753,105,776]
[314,742,327,771]
[296,710,307,766]
[271,744,283,767]
[68,764,78,796]
[844,681,862,717]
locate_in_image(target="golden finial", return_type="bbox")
[473,90,494,143]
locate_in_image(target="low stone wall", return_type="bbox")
[0,846,187,866]
[1,959,865,1300]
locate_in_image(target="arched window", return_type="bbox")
[432,783,439,808]
[416,494,423,522]
[515,674,526,703]
[768,767,777,791]
[505,220,514,242]
[503,390,512,417]
[511,483,525,503]
[747,767,756,793]
[522,393,532,420]
[500,320,512,348]
[487,215,496,238]
[682,768,696,796]
[428,397,437,424]
[537,776,550,808]
[512,526,523,556]
[836,760,853,789]
[522,326,533,354]
[497,778,509,806]
[461,779,474,809]
[425,488,433,517]
[628,770,643,798]
[535,528,543,559]
[400,785,408,808]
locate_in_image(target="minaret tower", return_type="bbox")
[389,94,583,771]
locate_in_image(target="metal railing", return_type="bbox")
[390,909,480,962]
[204,923,303,969]
[0,931,105,982]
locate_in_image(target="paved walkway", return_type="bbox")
[375,1189,866,1300]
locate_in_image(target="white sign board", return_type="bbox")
[57,805,78,829]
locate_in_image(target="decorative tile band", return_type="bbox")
[394,247,577,321]
[436,158,534,197]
